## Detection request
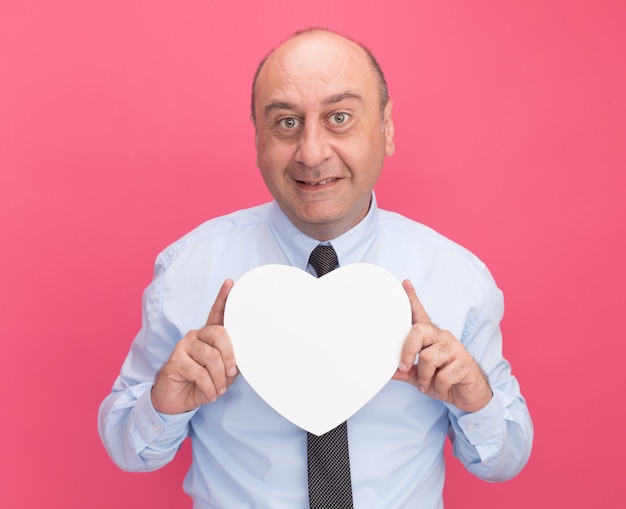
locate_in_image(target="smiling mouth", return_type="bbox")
[300,178,337,186]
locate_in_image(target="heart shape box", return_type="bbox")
[224,263,412,435]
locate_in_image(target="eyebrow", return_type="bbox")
[324,92,362,105]
[264,92,362,114]
[265,101,296,114]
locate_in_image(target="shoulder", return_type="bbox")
[376,208,503,336]
[155,203,272,270]
[377,208,484,268]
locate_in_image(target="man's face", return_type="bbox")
[252,32,395,241]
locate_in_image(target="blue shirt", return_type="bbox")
[99,196,532,508]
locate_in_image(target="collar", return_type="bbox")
[269,194,380,272]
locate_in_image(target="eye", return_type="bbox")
[278,117,301,129]
[329,112,349,125]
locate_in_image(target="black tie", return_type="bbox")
[306,244,354,509]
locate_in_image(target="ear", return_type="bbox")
[382,100,395,156]
[250,114,258,148]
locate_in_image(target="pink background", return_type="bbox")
[2,1,625,507]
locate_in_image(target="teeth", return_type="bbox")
[306,178,335,186]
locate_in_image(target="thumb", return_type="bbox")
[206,279,235,326]
[402,279,432,325]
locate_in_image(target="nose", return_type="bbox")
[295,122,332,168]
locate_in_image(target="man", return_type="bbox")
[99,29,533,508]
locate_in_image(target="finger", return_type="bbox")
[187,338,230,396]
[206,279,235,327]
[402,279,432,325]
[151,341,222,413]
[398,322,431,372]
[429,361,467,402]
[391,366,419,386]
[415,340,454,394]
[197,325,238,378]
[180,355,222,403]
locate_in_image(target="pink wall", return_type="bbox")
[2,1,625,507]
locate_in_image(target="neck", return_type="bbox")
[285,197,373,241]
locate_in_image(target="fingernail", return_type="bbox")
[399,362,408,372]
[417,385,426,393]
[227,366,237,377]
[218,387,227,395]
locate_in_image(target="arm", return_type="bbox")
[393,277,533,481]
[98,279,238,472]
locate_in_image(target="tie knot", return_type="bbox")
[309,244,338,277]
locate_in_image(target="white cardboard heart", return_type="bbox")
[224,263,412,435]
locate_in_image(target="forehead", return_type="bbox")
[255,33,377,110]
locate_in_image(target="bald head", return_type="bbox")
[250,29,389,122]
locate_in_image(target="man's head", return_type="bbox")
[251,29,395,241]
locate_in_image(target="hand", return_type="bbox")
[392,280,493,413]
[151,279,239,414]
